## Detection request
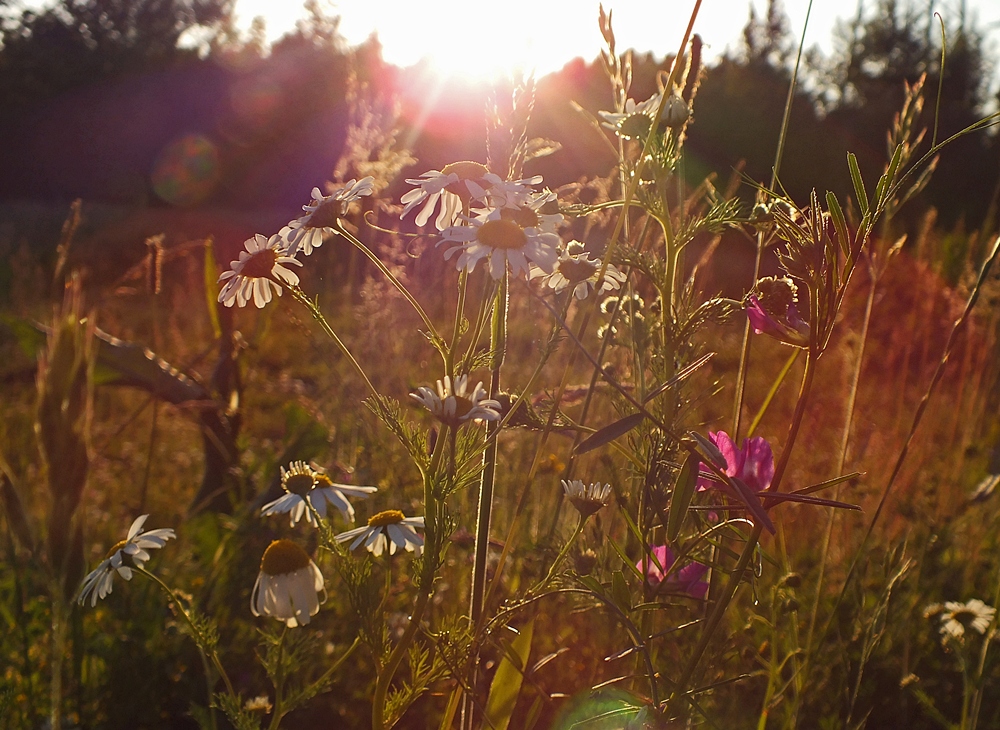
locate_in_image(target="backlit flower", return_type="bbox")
[439,209,559,280]
[938,599,996,640]
[284,177,375,256]
[599,91,689,138]
[534,244,625,300]
[218,233,302,308]
[746,276,809,347]
[696,431,774,495]
[410,374,501,428]
[636,545,708,598]
[400,161,492,230]
[77,515,176,607]
[251,539,325,627]
[562,479,612,518]
[261,460,377,526]
[336,510,425,557]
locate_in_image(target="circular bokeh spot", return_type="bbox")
[151,134,221,206]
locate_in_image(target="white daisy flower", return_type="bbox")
[939,599,996,639]
[283,177,375,257]
[251,539,326,628]
[410,374,501,428]
[217,233,302,308]
[336,510,425,557]
[400,161,492,230]
[533,244,625,300]
[598,91,689,139]
[77,515,176,607]
[483,188,563,235]
[261,460,377,526]
[469,173,545,211]
[439,209,560,280]
[562,480,613,518]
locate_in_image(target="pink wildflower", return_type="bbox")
[636,545,708,599]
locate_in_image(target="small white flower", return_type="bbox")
[599,91,688,138]
[939,599,996,639]
[217,233,302,308]
[439,209,559,280]
[400,161,492,230]
[336,510,425,557]
[77,515,176,607]
[410,374,501,428]
[533,244,625,300]
[261,460,377,526]
[469,173,545,211]
[562,480,613,518]
[252,539,326,628]
[284,177,375,257]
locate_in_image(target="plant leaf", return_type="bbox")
[667,453,699,543]
[484,618,535,730]
[576,413,645,455]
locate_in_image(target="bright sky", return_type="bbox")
[234,0,1000,86]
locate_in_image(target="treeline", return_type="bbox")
[0,0,996,236]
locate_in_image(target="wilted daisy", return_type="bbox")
[400,161,492,230]
[534,244,626,300]
[410,374,501,429]
[251,539,325,627]
[938,599,996,639]
[77,515,176,607]
[562,480,613,518]
[217,233,302,308]
[492,188,563,234]
[439,209,559,280]
[283,177,375,257]
[261,460,377,526]
[472,174,545,211]
[336,510,425,557]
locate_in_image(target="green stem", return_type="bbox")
[286,285,377,396]
[534,516,587,594]
[267,627,287,730]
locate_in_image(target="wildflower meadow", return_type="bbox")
[3,1,1000,728]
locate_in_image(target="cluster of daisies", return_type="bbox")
[217,162,627,311]
[217,177,375,308]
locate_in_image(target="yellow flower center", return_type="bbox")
[106,540,129,559]
[500,205,540,229]
[478,219,527,250]
[451,395,475,420]
[367,509,405,528]
[283,472,315,496]
[260,539,312,576]
[619,113,652,140]
[241,248,278,279]
[315,472,333,487]
[557,257,599,283]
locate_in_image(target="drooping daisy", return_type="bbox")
[470,173,545,211]
[439,209,559,280]
[562,480,613,518]
[400,161,492,230]
[336,510,425,557]
[491,188,563,234]
[217,233,302,308]
[410,374,501,429]
[261,460,377,526]
[251,539,326,627]
[77,515,176,607]
[534,244,626,300]
[938,599,996,639]
[283,177,375,257]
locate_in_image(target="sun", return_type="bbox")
[337,1,599,84]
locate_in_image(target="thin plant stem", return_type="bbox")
[136,568,236,711]
[267,627,287,730]
[732,0,814,440]
[534,515,587,595]
[335,223,444,352]
[286,285,377,396]
[746,348,801,438]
